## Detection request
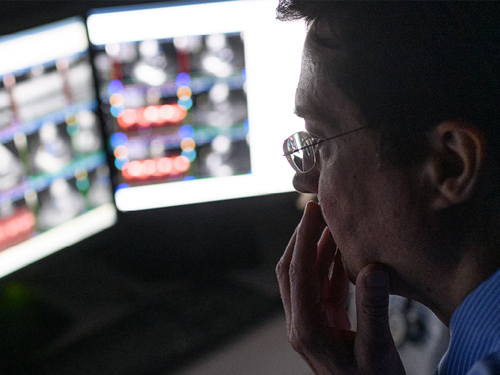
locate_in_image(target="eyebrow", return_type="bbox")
[309,28,342,50]
[293,106,312,119]
[293,102,336,125]
[309,15,344,50]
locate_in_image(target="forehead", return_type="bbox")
[295,18,354,126]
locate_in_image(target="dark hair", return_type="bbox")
[277,1,500,168]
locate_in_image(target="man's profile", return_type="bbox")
[275,2,500,374]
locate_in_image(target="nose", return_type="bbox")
[292,167,319,194]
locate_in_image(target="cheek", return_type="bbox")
[317,158,366,239]
[317,166,362,250]
[316,152,382,277]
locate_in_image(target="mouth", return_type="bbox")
[329,229,342,267]
[329,233,357,285]
[317,201,351,281]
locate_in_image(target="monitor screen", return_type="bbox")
[0,17,117,277]
[87,0,306,211]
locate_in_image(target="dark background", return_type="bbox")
[0,2,304,374]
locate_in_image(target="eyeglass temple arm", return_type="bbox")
[283,126,366,156]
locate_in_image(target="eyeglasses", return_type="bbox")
[283,127,366,173]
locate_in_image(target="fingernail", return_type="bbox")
[300,201,315,222]
[304,200,316,212]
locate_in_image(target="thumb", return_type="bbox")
[354,264,403,374]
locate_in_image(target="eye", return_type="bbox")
[309,138,323,149]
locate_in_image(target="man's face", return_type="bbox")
[293,19,427,287]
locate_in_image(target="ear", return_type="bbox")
[425,121,486,210]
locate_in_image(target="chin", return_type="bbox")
[386,270,414,299]
[340,255,358,285]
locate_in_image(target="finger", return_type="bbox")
[322,249,351,329]
[290,200,326,325]
[330,249,350,309]
[317,226,334,301]
[354,264,403,373]
[276,227,298,332]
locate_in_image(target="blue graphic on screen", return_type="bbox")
[93,31,251,188]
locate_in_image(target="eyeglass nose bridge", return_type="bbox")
[283,132,317,174]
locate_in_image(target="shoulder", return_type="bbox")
[467,350,500,375]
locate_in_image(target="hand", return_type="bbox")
[276,201,406,375]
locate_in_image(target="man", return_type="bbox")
[275,2,500,374]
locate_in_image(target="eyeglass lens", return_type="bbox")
[283,132,316,173]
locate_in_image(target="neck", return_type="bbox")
[392,249,500,327]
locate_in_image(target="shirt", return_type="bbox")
[435,267,500,375]
[467,351,500,374]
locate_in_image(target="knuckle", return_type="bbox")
[359,298,389,324]
[289,335,303,353]
[288,258,302,282]
[360,292,389,313]
[275,259,288,284]
[288,326,312,354]
[275,260,283,276]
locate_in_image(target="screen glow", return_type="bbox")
[0,204,116,278]
[0,18,116,276]
[0,19,89,77]
[88,0,306,211]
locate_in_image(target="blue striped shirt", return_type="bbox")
[435,268,500,375]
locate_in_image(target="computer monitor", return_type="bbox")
[0,17,117,277]
[87,0,306,211]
